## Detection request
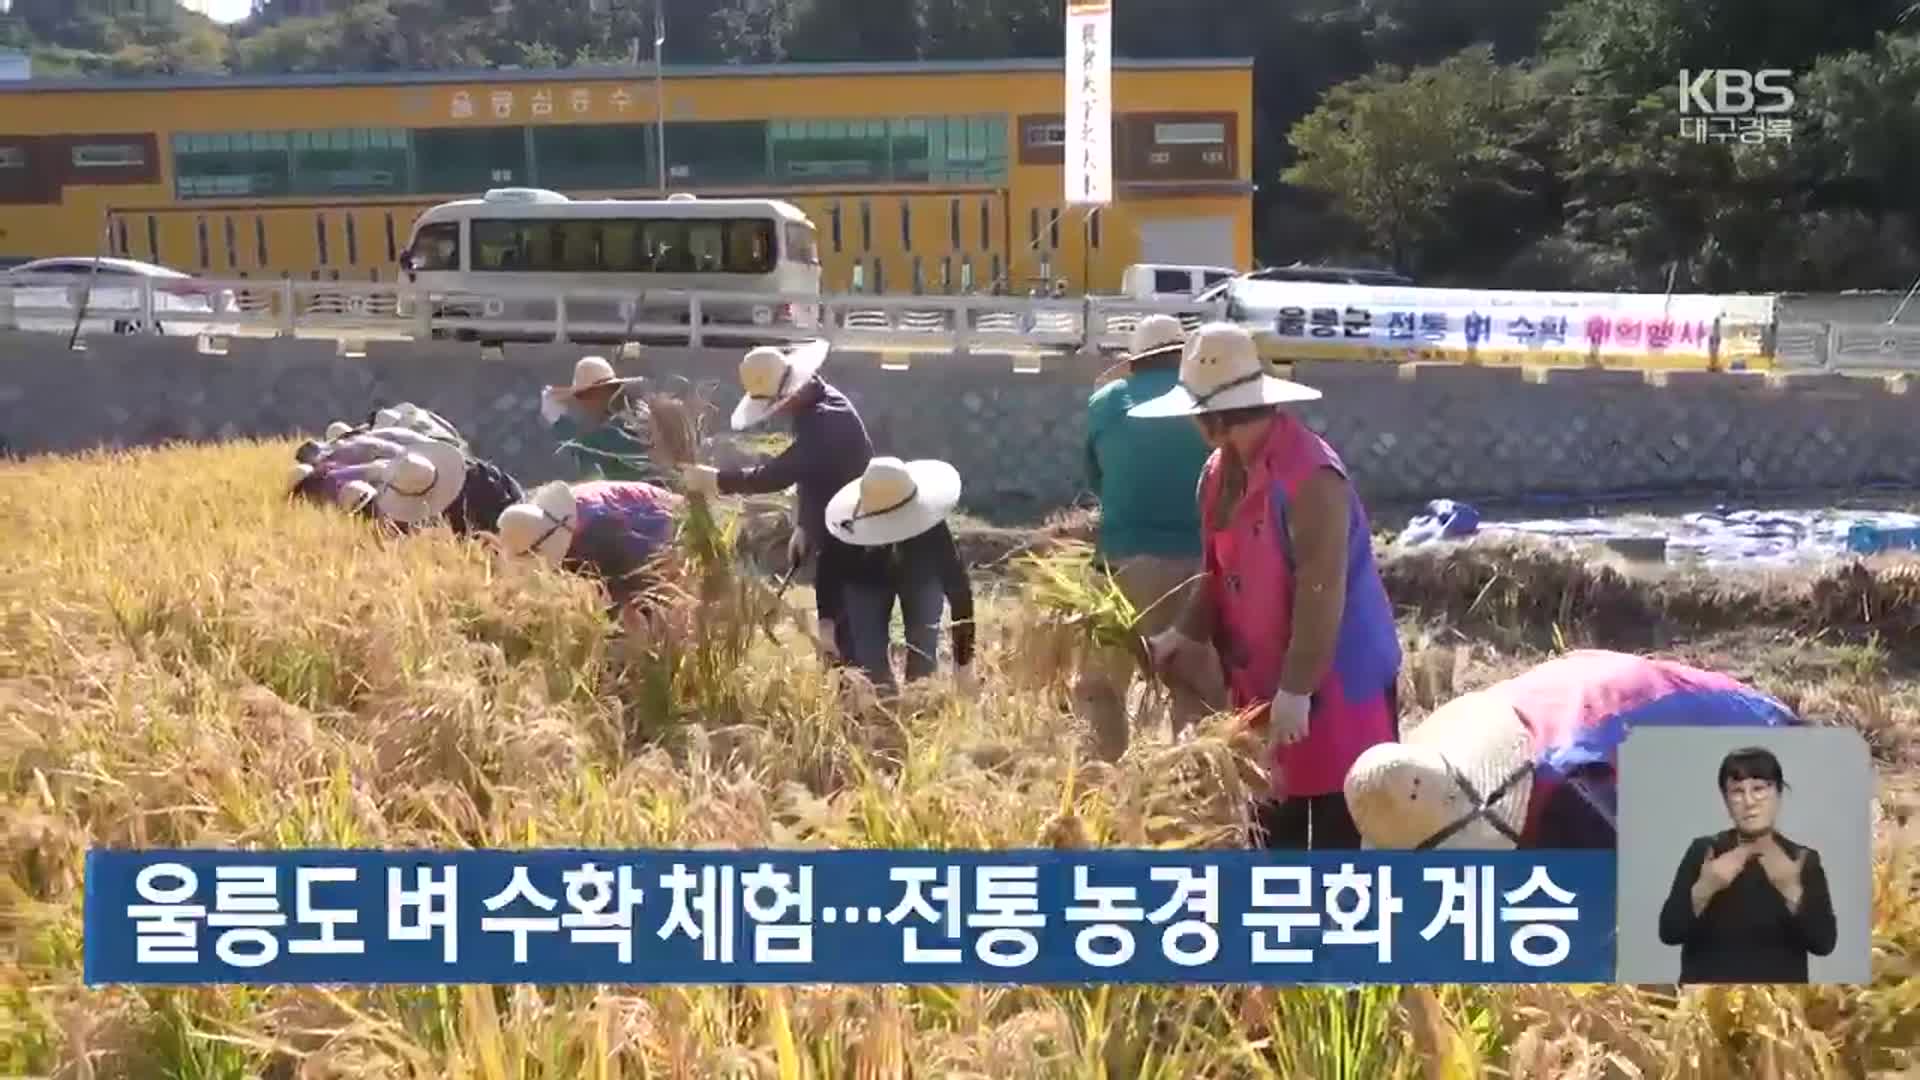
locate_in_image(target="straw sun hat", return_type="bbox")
[345,439,468,526]
[1343,689,1537,850]
[496,481,580,565]
[1095,313,1188,385]
[556,355,645,400]
[368,403,463,447]
[825,456,963,548]
[1126,321,1322,419]
[731,339,831,431]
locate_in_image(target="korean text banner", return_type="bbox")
[1245,283,1776,368]
[1064,0,1113,206]
[85,849,1615,987]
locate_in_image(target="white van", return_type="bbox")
[401,188,822,344]
[1120,262,1241,303]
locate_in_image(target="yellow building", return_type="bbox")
[0,58,1253,295]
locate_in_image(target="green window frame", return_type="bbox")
[172,131,291,199]
[289,128,411,197]
[413,127,529,196]
[531,124,656,192]
[662,121,771,187]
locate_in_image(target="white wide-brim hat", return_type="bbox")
[1096,313,1188,384]
[558,355,644,399]
[1344,689,1536,850]
[324,420,355,441]
[825,456,963,547]
[731,339,831,431]
[1127,321,1323,419]
[366,438,468,525]
[497,482,579,565]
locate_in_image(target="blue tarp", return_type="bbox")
[1393,499,1920,569]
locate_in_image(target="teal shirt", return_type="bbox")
[1085,366,1211,561]
[549,390,666,484]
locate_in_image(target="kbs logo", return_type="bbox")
[1676,70,1795,145]
[1677,69,1796,115]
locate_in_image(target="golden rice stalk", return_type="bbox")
[641,391,701,471]
[1010,540,1144,659]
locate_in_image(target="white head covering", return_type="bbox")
[1344,689,1536,850]
[824,456,963,547]
[730,340,831,431]
[1126,322,1322,419]
[496,481,579,564]
[361,439,468,525]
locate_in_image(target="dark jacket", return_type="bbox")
[716,378,874,624]
[445,458,525,536]
[1657,830,1837,984]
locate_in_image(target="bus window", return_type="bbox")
[784,222,819,266]
[410,222,460,271]
[601,220,642,272]
[553,221,601,272]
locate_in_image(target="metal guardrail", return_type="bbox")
[4,273,1917,372]
[0,273,1220,355]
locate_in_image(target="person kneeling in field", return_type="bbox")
[1342,649,1802,850]
[824,456,977,697]
[495,479,684,616]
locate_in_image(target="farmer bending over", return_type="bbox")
[1134,322,1401,851]
[290,431,523,537]
[496,479,685,617]
[825,456,977,697]
[679,340,874,666]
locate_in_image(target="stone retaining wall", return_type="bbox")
[3,331,1913,516]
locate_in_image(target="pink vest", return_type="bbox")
[1199,415,1402,798]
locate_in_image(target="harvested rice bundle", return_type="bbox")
[1011,540,1150,678]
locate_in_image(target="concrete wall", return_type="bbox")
[2,331,1914,517]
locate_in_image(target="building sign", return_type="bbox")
[1064,0,1113,207]
[1245,284,1777,370]
[444,86,655,122]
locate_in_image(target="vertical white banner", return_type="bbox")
[1065,0,1113,207]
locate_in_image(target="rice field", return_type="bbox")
[2,440,1918,1079]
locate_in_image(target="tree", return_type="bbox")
[786,0,923,61]
[1282,46,1537,274]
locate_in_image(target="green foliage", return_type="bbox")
[5,0,1920,290]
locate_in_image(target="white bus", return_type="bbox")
[400,188,822,344]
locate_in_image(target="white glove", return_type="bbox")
[955,663,978,694]
[1266,690,1311,749]
[680,464,721,499]
[787,527,809,569]
[539,387,568,425]
[815,619,839,659]
[1145,627,1202,675]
